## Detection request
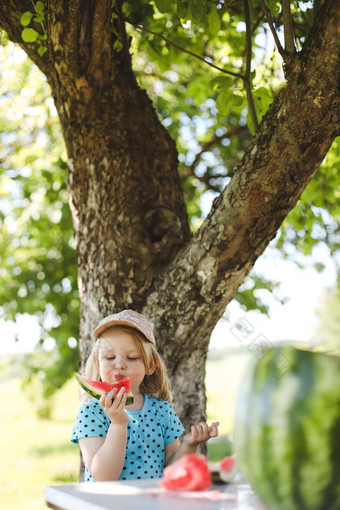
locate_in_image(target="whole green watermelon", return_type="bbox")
[233,345,340,510]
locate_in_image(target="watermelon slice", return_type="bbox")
[208,455,237,484]
[160,454,212,491]
[220,455,237,482]
[74,373,134,405]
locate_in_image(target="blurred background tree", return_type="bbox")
[314,287,340,351]
[0,42,78,416]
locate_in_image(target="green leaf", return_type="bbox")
[37,45,47,57]
[210,75,233,90]
[247,87,273,133]
[155,0,173,13]
[21,28,39,42]
[20,11,33,27]
[189,0,206,22]
[230,92,244,108]
[177,0,190,19]
[122,2,131,17]
[33,15,44,24]
[253,87,273,118]
[34,1,45,15]
[266,0,281,16]
[216,89,232,116]
[113,39,123,52]
[208,7,220,35]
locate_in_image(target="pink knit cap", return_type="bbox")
[92,309,156,345]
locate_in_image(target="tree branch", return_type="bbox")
[260,0,286,60]
[313,0,322,20]
[145,0,340,362]
[243,0,258,131]
[128,21,244,80]
[114,0,132,69]
[282,0,296,54]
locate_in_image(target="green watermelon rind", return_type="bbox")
[233,346,340,510]
[74,372,134,405]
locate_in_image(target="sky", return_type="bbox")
[210,244,336,350]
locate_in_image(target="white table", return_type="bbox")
[44,479,267,510]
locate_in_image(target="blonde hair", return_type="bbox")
[80,326,172,405]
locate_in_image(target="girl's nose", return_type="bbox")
[114,355,126,369]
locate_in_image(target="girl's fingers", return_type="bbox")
[100,387,128,412]
[106,388,118,407]
[209,421,220,437]
[186,421,220,444]
[108,387,126,406]
[99,390,115,407]
[190,425,198,441]
[188,423,209,443]
[116,388,127,407]
[197,422,209,438]
[99,387,128,425]
[100,388,117,407]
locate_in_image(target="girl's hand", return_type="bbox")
[183,421,220,446]
[99,387,129,426]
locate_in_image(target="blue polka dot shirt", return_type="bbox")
[71,393,185,482]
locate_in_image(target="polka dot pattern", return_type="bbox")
[71,394,184,482]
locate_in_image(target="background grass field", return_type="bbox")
[1,349,251,510]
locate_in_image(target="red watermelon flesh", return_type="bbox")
[220,456,237,482]
[74,373,134,405]
[160,454,212,491]
[208,455,237,484]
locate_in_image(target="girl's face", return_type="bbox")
[96,328,154,395]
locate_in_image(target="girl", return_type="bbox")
[71,309,219,482]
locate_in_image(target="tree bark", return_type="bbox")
[40,0,191,367]
[1,0,339,434]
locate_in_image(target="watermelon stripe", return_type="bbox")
[253,353,277,506]
[259,353,282,507]
[287,351,315,510]
[269,352,291,507]
[234,346,340,510]
[326,415,340,510]
[236,355,256,477]
[315,354,340,510]
[300,355,331,510]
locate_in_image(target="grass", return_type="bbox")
[1,349,251,509]
[0,365,79,510]
[206,349,251,437]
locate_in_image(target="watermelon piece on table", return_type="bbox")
[220,455,237,482]
[160,454,212,491]
[74,373,134,405]
[208,455,237,484]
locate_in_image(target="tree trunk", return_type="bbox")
[1,0,339,435]
[42,2,192,373]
